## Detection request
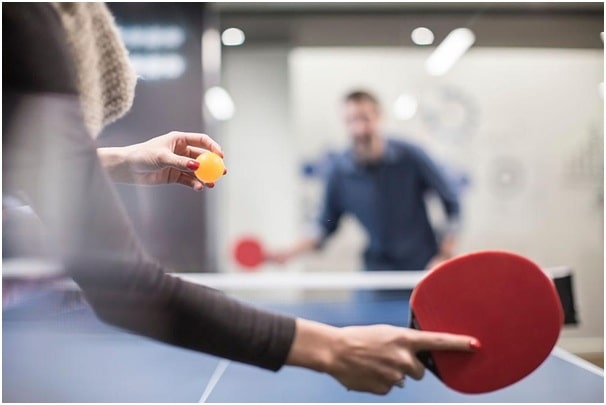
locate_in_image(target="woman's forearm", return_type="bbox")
[97,146,134,183]
[285,318,338,372]
[5,92,296,371]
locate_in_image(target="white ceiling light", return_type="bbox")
[393,94,418,120]
[222,28,246,46]
[119,26,185,50]
[411,27,434,46]
[426,28,475,76]
[205,87,235,121]
[129,54,186,80]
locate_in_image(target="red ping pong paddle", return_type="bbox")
[409,251,563,394]
[233,237,265,269]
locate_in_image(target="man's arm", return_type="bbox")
[266,165,344,264]
[412,146,461,265]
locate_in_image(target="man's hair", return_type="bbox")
[344,90,381,110]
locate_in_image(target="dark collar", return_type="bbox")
[343,138,398,173]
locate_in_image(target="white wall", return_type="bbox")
[219,44,603,350]
[219,46,302,280]
[289,47,604,349]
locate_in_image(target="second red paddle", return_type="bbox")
[233,237,265,270]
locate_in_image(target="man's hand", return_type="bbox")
[426,253,452,270]
[427,233,457,269]
[264,249,295,264]
[265,237,319,265]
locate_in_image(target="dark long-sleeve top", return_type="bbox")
[2,3,296,371]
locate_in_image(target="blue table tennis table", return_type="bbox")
[3,287,604,403]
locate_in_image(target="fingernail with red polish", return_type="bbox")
[186,160,199,170]
[469,338,482,350]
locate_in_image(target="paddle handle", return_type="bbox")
[409,310,441,377]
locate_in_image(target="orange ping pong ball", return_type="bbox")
[194,152,225,183]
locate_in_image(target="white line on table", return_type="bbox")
[552,347,604,377]
[199,360,230,403]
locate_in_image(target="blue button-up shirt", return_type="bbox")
[315,137,460,271]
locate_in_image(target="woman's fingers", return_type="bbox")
[172,132,224,157]
[175,172,205,191]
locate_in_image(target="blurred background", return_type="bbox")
[110,1,602,361]
[5,2,602,365]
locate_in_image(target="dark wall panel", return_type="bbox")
[100,3,211,272]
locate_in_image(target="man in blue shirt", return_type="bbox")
[267,91,460,273]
